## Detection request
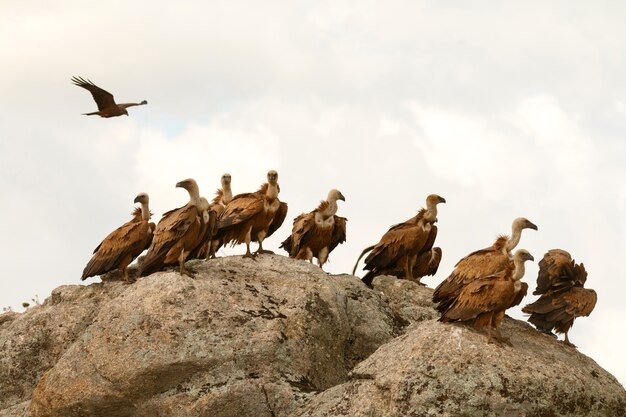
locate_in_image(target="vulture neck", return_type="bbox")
[511,256,527,281]
[187,188,202,208]
[140,202,151,221]
[222,183,233,204]
[423,201,438,223]
[266,182,279,201]
[506,226,523,253]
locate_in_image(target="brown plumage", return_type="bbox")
[355,194,445,286]
[139,179,207,277]
[82,193,155,282]
[280,189,347,269]
[71,76,147,118]
[440,249,534,345]
[433,217,538,314]
[215,170,287,258]
[522,249,597,347]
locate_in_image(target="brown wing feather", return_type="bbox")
[139,205,199,276]
[328,215,347,253]
[433,236,510,311]
[280,212,314,257]
[440,271,513,322]
[71,76,116,110]
[217,194,264,229]
[82,218,151,280]
[266,201,288,238]
[509,282,528,308]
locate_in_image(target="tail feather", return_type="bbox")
[352,244,375,275]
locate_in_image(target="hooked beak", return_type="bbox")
[339,193,346,202]
[133,195,141,204]
[175,180,187,188]
[527,254,535,262]
[526,220,538,231]
[438,196,446,204]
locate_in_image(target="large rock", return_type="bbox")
[0,282,126,411]
[0,259,624,417]
[28,255,397,417]
[293,318,626,417]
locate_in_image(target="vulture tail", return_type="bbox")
[352,244,375,275]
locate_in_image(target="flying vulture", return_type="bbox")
[71,76,147,117]
[355,194,446,286]
[82,193,155,282]
[215,170,288,259]
[439,249,535,345]
[139,179,208,277]
[432,217,537,314]
[279,189,347,269]
[522,249,597,347]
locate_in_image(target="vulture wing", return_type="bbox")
[280,212,314,257]
[216,193,264,229]
[267,201,288,238]
[534,249,588,295]
[71,76,116,110]
[440,272,511,322]
[329,215,347,253]
[433,236,510,311]
[139,205,199,275]
[82,218,151,280]
[509,282,529,308]
[412,247,442,279]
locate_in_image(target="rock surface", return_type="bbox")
[0,255,623,417]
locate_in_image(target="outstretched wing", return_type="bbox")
[71,76,116,110]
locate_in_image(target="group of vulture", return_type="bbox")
[75,76,596,349]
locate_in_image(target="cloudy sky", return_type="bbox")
[2,1,625,386]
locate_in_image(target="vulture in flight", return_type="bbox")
[215,170,288,259]
[139,179,209,277]
[355,194,446,286]
[280,189,347,269]
[439,249,535,345]
[522,249,597,347]
[433,217,537,314]
[82,193,155,282]
[71,76,147,118]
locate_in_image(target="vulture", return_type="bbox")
[355,194,446,286]
[138,179,208,277]
[432,217,537,314]
[82,193,155,282]
[439,249,535,345]
[71,76,147,118]
[215,170,288,258]
[204,173,233,259]
[279,189,347,269]
[522,249,597,347]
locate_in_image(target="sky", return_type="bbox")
[1,0,625,386]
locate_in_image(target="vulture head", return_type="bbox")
[426,194,446,206]
[221,173,232,186]
[133,192,149,205]
[176,178,200,200]
[328,189,346,202]
[514,249,535,263]
[512,217,538,232]
[267,170,279,185]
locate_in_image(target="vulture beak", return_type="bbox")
[175,180,188,189]
[526,220,538,231]
[527,253,535,262]
[339,193,346,202]
[438,196,446,204]
[133,195,141,204]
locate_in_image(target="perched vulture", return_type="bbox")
[139,179,208,277]
[71,76,147,118]
[522,249,597,347]
[204,173,233,259]
[82,193,155,282]
[279,189,347,269]
[440,249,535,345]
[355,194,446,286]
[215,170,288,258]
[432,217,537,314]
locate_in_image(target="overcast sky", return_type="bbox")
[1,0,625,386]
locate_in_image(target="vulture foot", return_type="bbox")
[561,340,577,348]
[254,249,275,255]
[243,252,257,260]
